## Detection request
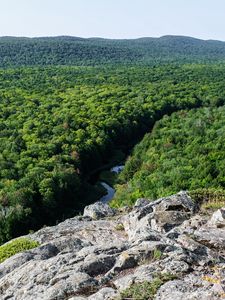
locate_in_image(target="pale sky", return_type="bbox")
[0,0,225,40]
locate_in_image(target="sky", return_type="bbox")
[0,0,225,40]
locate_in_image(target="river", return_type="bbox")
[98,165,124,203]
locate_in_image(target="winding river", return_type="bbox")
[99,165,124,203]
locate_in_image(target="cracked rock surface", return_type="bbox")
[0,191,224,299]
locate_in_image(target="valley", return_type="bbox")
[0,37,225,246]
[0,34,224,300]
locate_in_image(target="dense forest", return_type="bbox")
[111,106,225,207]
[0,36,225,244]
[1,35,225,66]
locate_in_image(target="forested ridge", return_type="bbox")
[0,36,225,244]
[112,105,225,207]
[1,35,225,66]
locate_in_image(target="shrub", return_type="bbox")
[189,188,225,210]
[116,273,177,300]
[0,238,40,264]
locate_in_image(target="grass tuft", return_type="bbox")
[115,273,177,300]
[189,189,225,211]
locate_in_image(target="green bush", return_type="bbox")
[117,273,177,300]
[0,238,40,264]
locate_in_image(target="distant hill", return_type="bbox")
[0,35,225,66]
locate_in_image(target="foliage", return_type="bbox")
[1,64,225,242]
[99,171,117,186]
[0,238,39,264]
[1,36,225,67]
[116,273,177,300]
[112,106,225,207]
[152,249,162,261]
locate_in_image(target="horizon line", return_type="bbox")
[0,34,224,43]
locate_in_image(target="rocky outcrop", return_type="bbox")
[0,191,224,299]
[83,202,115,220]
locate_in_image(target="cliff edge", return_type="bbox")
[0,191,224,299]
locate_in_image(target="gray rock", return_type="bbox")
[0,191,224,299]
[44,272,98,300]
[134,198,150,208]
[208,208,225,228]
[88,287,118,300]
[154,191,196,213]
[156,271,224,300]
[0,243,58,279]
[113,273,141,291]
[151,210,192,232]
[176,234,219,262]
[80,253,117,276]
[122,191,195,241]
[194,227,225,250]
[150,191,196,233]
[69,297,87,300]
[167,214,207,238]
[113,256,190,292]
[83,202,115,219]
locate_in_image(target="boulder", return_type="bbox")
[151,210,192,232]
[122,191,196,241]
[153,191,196,213]
[134,198,150,208]
[194,227,225,250]
[83,202,115,219]
[208,208,225,228]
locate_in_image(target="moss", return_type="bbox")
[0,238,40,264]
[115,223,125,231]
[116,273,177,300]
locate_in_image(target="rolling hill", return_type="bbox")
[0,35,225,66]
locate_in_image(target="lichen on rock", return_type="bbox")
[0,192,224,299]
